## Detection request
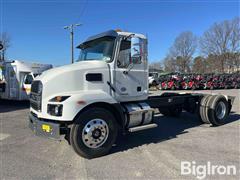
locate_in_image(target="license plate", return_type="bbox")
[42,124,52,133]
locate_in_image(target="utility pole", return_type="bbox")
[64,24,82,64]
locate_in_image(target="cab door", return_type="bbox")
[7,66,19,99]
[22,73,34,96]
[113,36,148,102]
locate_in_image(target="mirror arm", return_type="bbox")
[123,33,135,40]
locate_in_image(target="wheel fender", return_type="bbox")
[55,90,118,121]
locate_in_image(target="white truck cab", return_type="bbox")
[29,30,234,159]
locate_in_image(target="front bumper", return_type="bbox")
[29,113,61,140]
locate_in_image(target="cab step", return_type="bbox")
[128,123,158,132]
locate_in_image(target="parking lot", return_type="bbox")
[0,89,239,179]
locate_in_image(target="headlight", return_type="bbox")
[49,96,70,102]
[47,104,63,116]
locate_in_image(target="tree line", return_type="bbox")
[0,32,10,62]
[152,17,240,74]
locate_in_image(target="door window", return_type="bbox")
[118,40,131,68]
[118,38,145,68]
[24,74,34,85]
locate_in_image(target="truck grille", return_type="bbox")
[30,81,42,111]
[31,81,41,93]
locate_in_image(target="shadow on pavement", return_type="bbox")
[0,99,29,113]
[110,112,240,155]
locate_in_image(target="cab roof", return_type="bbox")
[76,30,146,48]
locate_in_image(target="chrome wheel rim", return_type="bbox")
[82,119,109,148]
[216,101,226,119]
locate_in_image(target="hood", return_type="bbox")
[35,60,109,98]
[37,60,107,83]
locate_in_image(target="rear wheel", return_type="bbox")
[198,95,229,126]
[70,107,118,159]
[199,95,212,123]
[206,95,229,126]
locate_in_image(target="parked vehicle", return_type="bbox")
[182,74,199,90]
[232,73,240,88]
[29,30,235,159]
[148,72,159,86]
[158,73,181,90]
[158,73,240,90]
[0,60,52,100]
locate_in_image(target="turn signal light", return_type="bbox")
[49,96,70,102]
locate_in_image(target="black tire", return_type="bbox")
[199,95,212,123]
[70,107,118,159]
[152,81,157,87]
[206,95,229,126]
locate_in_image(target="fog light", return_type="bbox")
[47,104,63,116]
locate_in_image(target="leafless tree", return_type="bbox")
[200,17,240,73]
[169,31,197,73]
[163,55,177,72]
[192,56,206,74]
[149,61,163,71]
[0,32,11,61]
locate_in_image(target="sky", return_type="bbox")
[0,0,239,66]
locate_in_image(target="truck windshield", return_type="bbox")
[77,36,115,62]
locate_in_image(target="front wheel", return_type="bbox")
[70,107,118,159]
[152,81,157,87]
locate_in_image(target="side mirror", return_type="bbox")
[131,37,141,64]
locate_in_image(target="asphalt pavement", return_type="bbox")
[0,89,239,179]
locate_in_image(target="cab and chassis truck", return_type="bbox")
[29,30,235,159]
